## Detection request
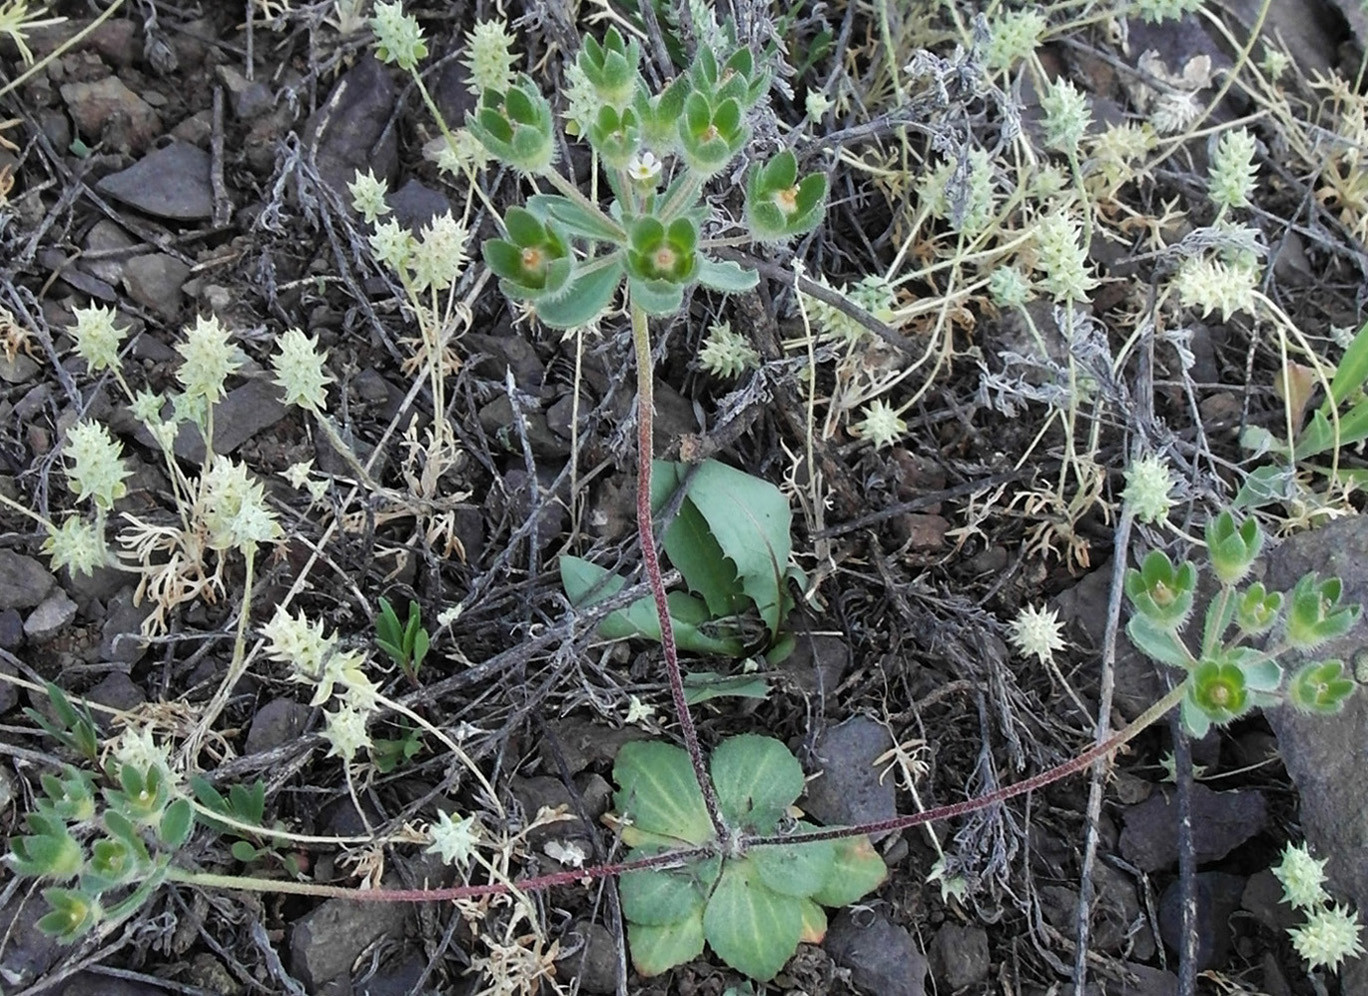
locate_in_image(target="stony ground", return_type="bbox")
[4,2,1368,996]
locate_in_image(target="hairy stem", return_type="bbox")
[629,300,727,840]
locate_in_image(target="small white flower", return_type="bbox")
[626,151,662,183]
[544,839,587,868]
[282,460,315,490]
[426,810,480,867]
[1274,842,1330,910]
[624,695,654,727]
[261,608,337,686]
[1007,604,1067,665]
[804,91,833,121]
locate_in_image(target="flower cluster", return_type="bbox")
[984,8,1047,72]
[1133,0,1205,24]
[1034,213,1098,302]
[1039,78,1092,154]
[462,19,518,96]
[69,305,128,373]
[1007,604,1067,665]
[370,1,426,73]
[175,314,244,404]
[1208,127,1258,211]
[272,330,334,412]
[698,321,760,379]
[1274,843,1364,972]
[1172,256,1258,321]
[1122,455,1176,525]
[63,421,130,511]
[852,399,907,449]
[922,147,997,236]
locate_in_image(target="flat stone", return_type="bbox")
[84,671,146,729]
[304,56,399,200]
[130,377,288,461]
[99,587,150,664]
[61,76,162,154]
[0,549,55,610]
[122,253,191,321]
[804,716,898,837]
[24,588,78,641]
[244,698,311,754]
[96,142,214,220]
[1119,784,1266,872]
[929,922,989,989]
[386,178,452,230]
[0,656,18,713]
[825,909,927,996]
[1158,871,1244,971]
[1262,516,1368,930]
[81,219,138,284]
[289,897,409,990]
[556,922,618,994]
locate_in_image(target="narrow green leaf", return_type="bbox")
[696,257,759,293]
[710,735,804,831]
[613,741,713,844]
[1324,321,1368,414]
[703,861,801,981]
[527,193,626,243]
[683,671,771,705]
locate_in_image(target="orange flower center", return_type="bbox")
[773,186,800,214]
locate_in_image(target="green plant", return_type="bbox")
[560,459,804,658]
[375,596,431,682]
[609,735,886,980]
[1272,842,1365,973]
[1125,510,1360,737]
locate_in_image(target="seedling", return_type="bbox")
[375,596,431,682]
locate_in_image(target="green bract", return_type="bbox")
[1284,574,1360,650]
[1124,550,1197,630]
[1205,510,1262,584]
[578,26,641,108]
[483,207,573,300]
[589,104,642,170]
[690,45,768,109]
[1287,660,1357,714]
[635,75,691,153]
[678,92,748,176]
[1234,582,1282,635]
[627,215,699,314]
[611,736,886,981]
[745,150,829,241]
[467,77,556,174]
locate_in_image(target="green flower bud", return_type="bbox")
[1205,511,1262,584]
[1234,582,1282,635]
[1187,654,1254,727]
[109,764,171,825]
[37,888,103,941]
[588,104,642,170]
[1284,573,1360,651]
[690,45,767,109]
[1124,550,1197,630]
[10,812,85,881]
[483,207,574,301]
[635,74,691,153]
[625,215,699,315]
[678,92,748,177]
[577,27,642,109]
[1287,659,1356,715]
[744,149,827,241]
[467,77,556,175]
[38,767,97,823]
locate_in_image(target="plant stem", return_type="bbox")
[629,300,727,840]
[743,680,1190,848]
[167,844,710,903]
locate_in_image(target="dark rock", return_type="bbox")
[511,775,592,847]
[386,178,452,230]
[0,607,25,650]
[556,921,620,994]
[0,891,65,986]
[929,922,989,989]
[1119,784,1266,872]
[804,716,897,837]
[0,549,55,610]
[61,76,162,153]
[60,972,170,996]
[304,56,399,201]
[480,396,567,458]
[97,142,213,220]
[84,671,146,728]
[122,253,190,321]
[185,953,242,996]
[131,378,288,461]
[356,947,425,996]
[1093,860,1151,958]
[81,219,138,284]
[825,909,927,996]
[245,698,311,754]
[1158,871,1244,971]
[1262,517,1368,926]
[100,587,150,664]
[500,468,571,550]
[466,331,545,390]
[541,716,648,774]
[24,588,78,641]
[0,656,18,714]
[1241,869,1300,934]
[779,634,850,702]
[289,897,409,990]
